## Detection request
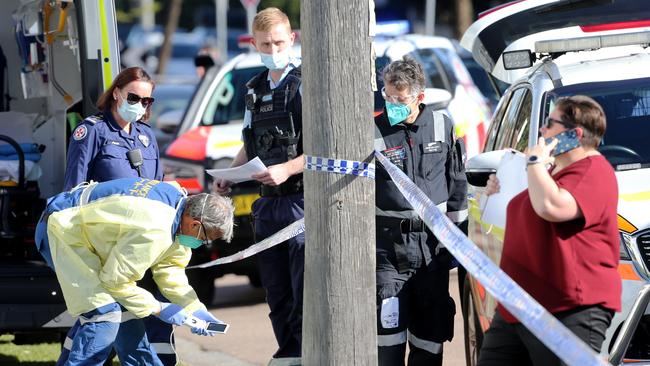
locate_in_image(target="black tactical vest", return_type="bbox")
[243,67,302,166]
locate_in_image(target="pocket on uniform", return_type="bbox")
[99,144,126,159]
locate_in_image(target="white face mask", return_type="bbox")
[260,49,291,71]
[117,94,146,123]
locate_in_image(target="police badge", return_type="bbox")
[138,134,150,147]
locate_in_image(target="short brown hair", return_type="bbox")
[382,56,426,95]
[554,95,606,148]
[252,7,291,34]
[96,67,155,122]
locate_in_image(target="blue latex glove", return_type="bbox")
[191,309,223,336]
[157,302,188,326]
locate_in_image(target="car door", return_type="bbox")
[468,85,533,327]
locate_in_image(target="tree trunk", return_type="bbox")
[455,0,474,39]
[156,0,182,75]
[301,0,377,365]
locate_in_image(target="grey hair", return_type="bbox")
[382,56,426,95]
[184,193,235,243]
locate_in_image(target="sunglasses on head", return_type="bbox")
[125,92,155,108]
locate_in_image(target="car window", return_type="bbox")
[202,66,265,126]
[411,48,450,91]
[493,88,527,150]
[432,48,460,90]
[483,91,512,152]
[546,78,650,169]
[510,90,532,152]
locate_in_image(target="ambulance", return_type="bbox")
[0,0,121,341]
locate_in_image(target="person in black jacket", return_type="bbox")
[374,57,468,366]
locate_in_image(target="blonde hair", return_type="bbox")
[253,7,291,33]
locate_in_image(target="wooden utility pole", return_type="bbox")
[302,1,377,365]
[156,0,182,75]
[455,0,474,39]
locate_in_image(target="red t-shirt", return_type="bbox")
[497,155,621,323]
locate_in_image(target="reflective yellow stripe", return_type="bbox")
[98,0,113,89]
[620,190,650,202]
[469,198,505,240]
[212,140,243,149]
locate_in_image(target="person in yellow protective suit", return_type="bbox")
[34,177,234,366]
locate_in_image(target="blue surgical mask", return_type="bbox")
[175,234,204,249]
[117,94,146,123]
[385,102,411,126]
[260,49,291,71]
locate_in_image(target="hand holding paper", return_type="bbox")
[481,150,528,228]
[206,157,267,184]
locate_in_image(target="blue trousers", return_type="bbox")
[35,217,171,366]
[252,194,305,359]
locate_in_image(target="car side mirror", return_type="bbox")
[465,150,507,187]
[158,109,184,134]
[423,88,452,110]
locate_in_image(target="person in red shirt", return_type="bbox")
[477,95,621,366]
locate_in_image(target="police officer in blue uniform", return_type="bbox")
[374,58,468,366]
[61,67,175,366]
[214,8,304,365]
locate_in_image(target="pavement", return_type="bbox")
[174,270,466,366]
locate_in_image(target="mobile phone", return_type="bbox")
[545,129,580,156]
[206,322,229,333]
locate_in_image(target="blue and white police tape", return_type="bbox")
[189,156,371,268]
[188,218,305,269]
[374,150,608,366]
[304,155,375,179]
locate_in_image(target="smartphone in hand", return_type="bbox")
[545,129,580,156]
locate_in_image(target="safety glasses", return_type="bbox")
[126,92,155,108]
[381,87,418,105]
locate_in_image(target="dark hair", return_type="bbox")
[554,95,606,148]
[382,56,426,95]
[96,67,155,122]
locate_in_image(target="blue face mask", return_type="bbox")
[260,49,291,71]
[117,94,146,123]
[385,102,411,126]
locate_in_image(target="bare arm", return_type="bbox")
[251,154,305,186]
[526,138,582,222]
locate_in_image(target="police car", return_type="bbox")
[460,1,650,364]
[161,37,456,300]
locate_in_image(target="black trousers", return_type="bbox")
[478,305,613,366]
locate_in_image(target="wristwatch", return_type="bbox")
[527,155,542,165]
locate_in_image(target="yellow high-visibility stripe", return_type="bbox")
[98,0,113,89]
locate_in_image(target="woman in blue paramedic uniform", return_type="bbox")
[63,66,161,190]
[61,67,176,366]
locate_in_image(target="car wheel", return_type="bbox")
[463,274,484,366]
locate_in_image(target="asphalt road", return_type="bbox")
[174,270,467,366]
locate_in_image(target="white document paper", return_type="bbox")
[206,157,267,184]
[481,150,528,229]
